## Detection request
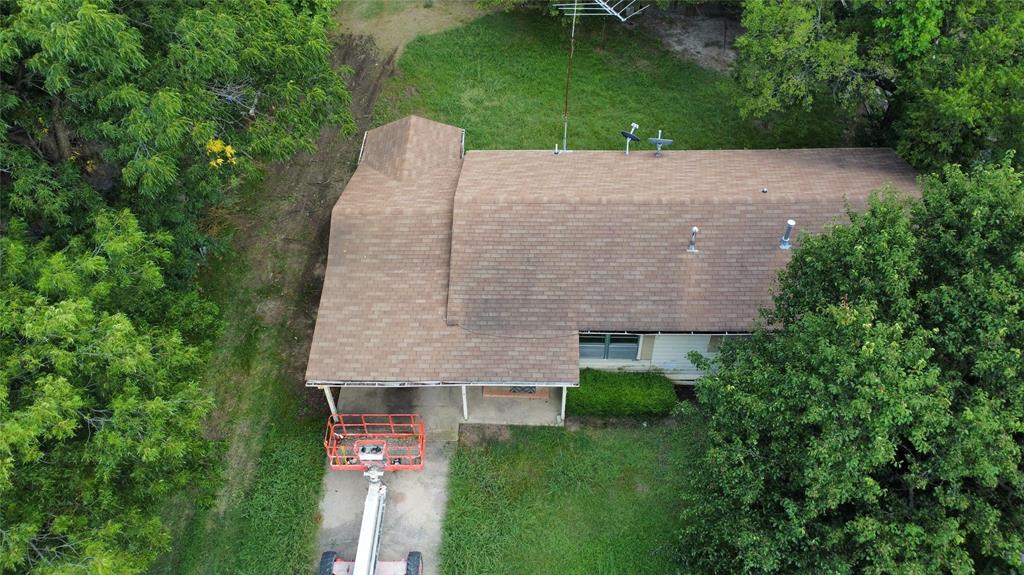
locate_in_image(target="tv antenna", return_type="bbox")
[553,0,648,153]
[620,122,640,155]
[648,129,673,156]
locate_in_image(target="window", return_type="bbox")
[579,334,639,360]
[579,335,607,359]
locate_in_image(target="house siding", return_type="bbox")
[651,334,715,382]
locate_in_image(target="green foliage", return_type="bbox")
[770,191,921,326]
[442,425,688,575]
[735,0,870,118]
[0,212,218,574]
[0,1,350,573]
[735,0,1023,171]
[568,369,677,417]
[680,160,1024,573]
[1,0,354,271]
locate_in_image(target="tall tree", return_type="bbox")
[0,1,352,572]
[1,212,216,573]
[680,160,1024,573]
[1,0,354,271]
[735,0,1024,171]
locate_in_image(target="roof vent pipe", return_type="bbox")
[779,219,796,250]
[688,226,699,253]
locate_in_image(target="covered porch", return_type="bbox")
[318,385,567,441]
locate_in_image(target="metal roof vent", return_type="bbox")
[780,219,796,250]
[688,226,699,253]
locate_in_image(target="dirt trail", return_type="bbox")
[641,5,743,72]
[335,1,485,61]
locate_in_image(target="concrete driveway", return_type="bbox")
[315,386,563,570]
[317,387,458,570]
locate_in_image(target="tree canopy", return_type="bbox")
[2,0,353,269]
[680,159,1024,573]
[735,0,1024,171]
[0,0,352,572]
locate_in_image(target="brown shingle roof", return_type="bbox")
[446,148,917,334]
[305,116,578,386]
[305,116,917,386]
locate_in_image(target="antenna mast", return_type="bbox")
[554,0,648,153]
[561,0,578,153]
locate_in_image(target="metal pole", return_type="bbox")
[561,0,578,152]
[322,386,339,422]
[559,387,568,423]
[461,385,469,421]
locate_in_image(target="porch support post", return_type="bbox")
[559,386,568,424]
[322,386,339,422]
[461,385,469,421]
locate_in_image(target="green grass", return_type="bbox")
[377,11,849,151]
[568,369,678,417]
[151,178,327,575]
[441,425,689,575]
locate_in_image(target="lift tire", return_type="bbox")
[406,551,423,575]
[318,551,337,575]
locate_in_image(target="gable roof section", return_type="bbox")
[445,148,918,334]
[359,115,464,181]
[305,117,578,386]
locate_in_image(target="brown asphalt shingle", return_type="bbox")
[446,148,918,334]
[305,117,917,386]
[305,116,578,386]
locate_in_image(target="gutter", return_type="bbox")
[306,379,578,388]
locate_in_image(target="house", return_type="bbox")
[305,115,917,423]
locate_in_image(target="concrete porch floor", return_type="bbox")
[316,386,565,570]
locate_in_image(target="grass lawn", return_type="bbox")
[442,425,689,575]
[377,11,849,151]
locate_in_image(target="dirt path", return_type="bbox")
[640,5,742,72]
[335,1,485,61]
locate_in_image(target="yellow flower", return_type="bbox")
[223,145,235,158]
[215,157,225,166]
[205,138,225,154]
[209,159,219,168]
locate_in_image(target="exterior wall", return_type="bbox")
[577,334,744,383]
[651,334,715,382]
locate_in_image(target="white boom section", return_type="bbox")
[352,466,387,575]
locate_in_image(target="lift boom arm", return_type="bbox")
[352,467,387,575]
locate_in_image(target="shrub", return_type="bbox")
[567,369,678,417]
